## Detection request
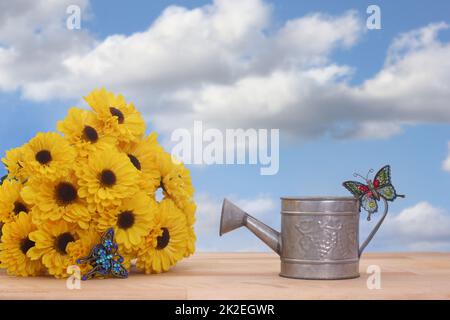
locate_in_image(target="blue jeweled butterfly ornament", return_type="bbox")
[343,165,405,221]
[76,228,128,280]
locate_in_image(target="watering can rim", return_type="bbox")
[280,196,356,201]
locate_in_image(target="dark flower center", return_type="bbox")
[55,232,75,255]
[109,107,124,124]
[156,227,170,250]
[100,169,116,187]
[117,211,135,230]
[35,150,52,165]
[55,182,78,205]
[13,201,28,215]
[20,237,35,254]
[83,125,99,143]
[127,154,141,170]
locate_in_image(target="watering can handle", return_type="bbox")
[358,198,389,257]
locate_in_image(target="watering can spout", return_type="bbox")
[220,198,281,255]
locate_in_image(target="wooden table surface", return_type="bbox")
[1,252,449,300]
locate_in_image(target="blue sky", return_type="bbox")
[1,0,450,252]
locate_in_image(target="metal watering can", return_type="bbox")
[220,196,389,280]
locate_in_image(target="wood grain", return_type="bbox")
[1,252,449,299]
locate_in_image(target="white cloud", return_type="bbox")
[443,142,450,172]
[168,21,450,140]
[376,202,450,251]
[346,121,403,140]
[0,0,363,136]
[354,22,450,124]
[1,0,450,142]
[194,193,277,251]
[0,0,93,92]
[18,0,274,100]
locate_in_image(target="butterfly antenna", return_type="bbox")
[366,168,374,180]
[353,172,367,182]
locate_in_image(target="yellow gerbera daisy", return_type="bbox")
[96,191,156,251]
[66,226,101,275]
[136,198,188,274]
[21,132,76,179]
[76,148,139,212]
[28,220,81,278]
[160,153,195,211]
[2,145,27,182]
[118,132,163,193]
[84,88,145,143]
[21,172,91,229]
[183,201,197,257]
[185,225,196,258]
[183,201,197,225]
[120,253,134,271]
[57,107,116,158]
[0,212,44,276]
[0,179,31,223]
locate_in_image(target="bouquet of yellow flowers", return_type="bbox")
[0,88,196,278]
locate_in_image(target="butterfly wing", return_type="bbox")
[343,181,369,199]
[81,265,102,281]
[361,193,378,214]
[373,165,401,201]
[100,228,116,254]
[76,243,102,264]
[373,165,391,187]
[110,259,128,279]
[377,185,398,201]
[101,228,114,244]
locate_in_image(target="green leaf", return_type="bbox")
[0,174,7,185]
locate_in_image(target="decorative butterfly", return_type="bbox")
[76,228,128,280]
[343,165,405,221]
